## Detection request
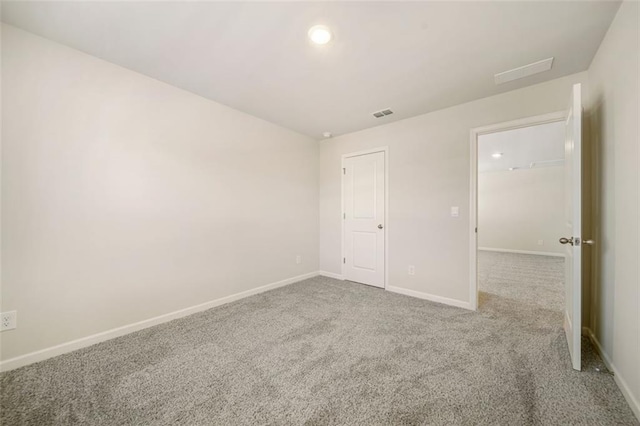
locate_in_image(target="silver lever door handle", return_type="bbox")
[378,224,383,229]
[583,239,595,245]
[559,237,574,245]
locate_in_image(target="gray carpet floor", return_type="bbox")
[1,252,638,425]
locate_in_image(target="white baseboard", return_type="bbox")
[386,285,472,310]
[583,327,640,422]
[319,270,344,280]
[0,271,318,372]
[478,247,565,257]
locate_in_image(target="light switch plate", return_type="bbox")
[451,206,459,217]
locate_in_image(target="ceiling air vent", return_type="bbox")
[372,108,393,118]
[494,57,554,85]
[529,159,565,169]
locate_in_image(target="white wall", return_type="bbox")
[478,167,565,255]
[0,25,319,362]
[319,72,588,306]
[587,0,639,419]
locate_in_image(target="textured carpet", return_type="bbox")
[478,250,565,312]
[1,252,638,425]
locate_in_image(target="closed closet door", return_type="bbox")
[343,151,385,288]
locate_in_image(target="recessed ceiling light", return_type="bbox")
[308,25,332,45]
[509,167,518,171]
[323,132,333,138]
[492,152,503,159]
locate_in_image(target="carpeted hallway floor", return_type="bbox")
[1,252,637,425]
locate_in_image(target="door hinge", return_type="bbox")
[343,213,346,219]
[475,227,478,233]
[343,168,346,175]
[343,258,346,264]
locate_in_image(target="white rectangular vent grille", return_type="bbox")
[372,109,393,118]
[529,159,564,169]
[494,57,554,85]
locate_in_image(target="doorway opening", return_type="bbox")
[470,112,570,318]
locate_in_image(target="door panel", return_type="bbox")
[352,232,377,270]
[344,151,385,288]
[353,162,377,219]
[562,83,582,371]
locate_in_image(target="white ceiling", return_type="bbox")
[478,121,565,173]
[1,1,620,138]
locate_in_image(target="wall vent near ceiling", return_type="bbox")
[372,109,393,118]
[529,159,565,169]
[494,57,554,85]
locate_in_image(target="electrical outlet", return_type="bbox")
[296,255,302,265]
[538,240,544,246]
[1,311,17,331]
[408,265,415,276]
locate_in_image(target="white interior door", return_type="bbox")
[343,151,385,288]
[561,83,582,371]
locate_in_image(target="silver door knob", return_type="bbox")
[378,224,383,229]
[559,237,574,245]
[583,239,595,246]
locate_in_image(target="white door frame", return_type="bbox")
[341,147,389,289]
[469,111,566,310]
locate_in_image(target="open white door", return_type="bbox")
[560,83,582,371]
[343,151,385,288]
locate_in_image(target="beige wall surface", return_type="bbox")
[478,167,565,255]
[1,25,319,361]
[587,0,639,418]
[319,72,588,304]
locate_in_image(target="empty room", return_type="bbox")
[1,1,638,425]
[476,122,567,316]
